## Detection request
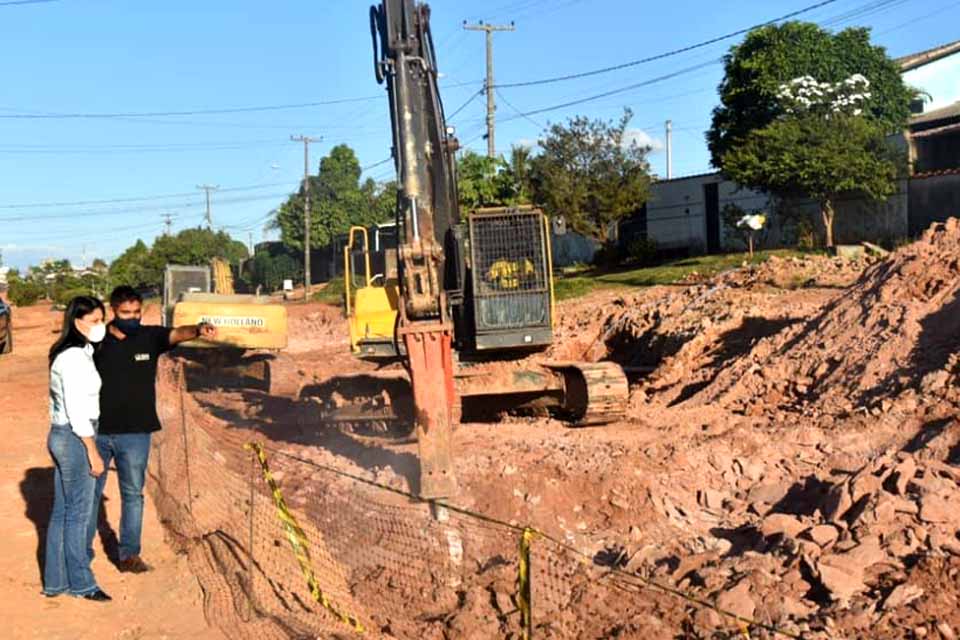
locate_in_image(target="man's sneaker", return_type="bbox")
[117,556,152,574]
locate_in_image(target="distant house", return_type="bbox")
[619,40,960,253]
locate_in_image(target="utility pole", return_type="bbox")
[290,134,320,299]
[248,231,254,255]
[665,120,673,180]
[162,212,175,236]
[463,20,515,158]
[196,184,219,228]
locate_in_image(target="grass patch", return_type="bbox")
[312,278,345,305]
[554,249,814,300]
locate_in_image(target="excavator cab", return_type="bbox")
[344,225,401,359]
[345,209,556,360]
[461,206,555,352]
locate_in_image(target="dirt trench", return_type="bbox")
[151,221,960,639]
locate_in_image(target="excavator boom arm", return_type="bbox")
[371,0,459,498]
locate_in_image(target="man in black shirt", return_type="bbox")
[88,285,216,573]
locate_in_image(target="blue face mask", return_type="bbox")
[113,317,141,336]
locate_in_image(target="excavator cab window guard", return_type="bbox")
[343,225,372,319]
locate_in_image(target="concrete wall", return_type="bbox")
[643,173,775,253]
[645,174,711,252]
[631,173,912,253]
[778,180,910,246]
[909,172,960,235]
[550,231,598,267]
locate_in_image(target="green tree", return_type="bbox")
[708,22,913,167]
[108,229,248,290]
[276,144,391,251]
[146,227,248,285]
[508,145,534,204]
[108,239,152,288]
[7,272,45,306]
[362,178,397,224]
[530,108,651,241]
[456,151,525,209]
[723,113,901,247]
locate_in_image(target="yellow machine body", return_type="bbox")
[165,261,288,351]
[172,293,289,350]
[344,226,400,357]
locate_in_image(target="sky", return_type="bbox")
[1,0,958,269]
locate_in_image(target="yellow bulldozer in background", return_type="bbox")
[165,258,300,396]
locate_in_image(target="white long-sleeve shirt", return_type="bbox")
[50,344,101,437]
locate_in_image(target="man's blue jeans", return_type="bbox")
[44,424,99,597]
[87,432,152,562]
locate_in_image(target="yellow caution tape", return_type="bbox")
[258,445,803,640]
[517,527,537,640]
[244,442,364,634]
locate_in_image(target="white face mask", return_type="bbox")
[87,322,107,344]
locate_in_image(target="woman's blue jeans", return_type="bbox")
[43,424,99,597]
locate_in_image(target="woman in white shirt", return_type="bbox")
[44,296,111,601]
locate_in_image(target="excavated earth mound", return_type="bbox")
[687,219,960,422]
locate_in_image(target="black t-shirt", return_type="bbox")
[95,325,173,434]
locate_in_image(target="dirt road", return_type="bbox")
[0,303,219,640]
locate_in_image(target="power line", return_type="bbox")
[0,140,290,154]
[0,80,481,120]
[361,157,394,172]
[0,97,382,119]
[447,88,486,121]
[0,192,296,223]
[494,0,840,88]
[0,0,60,5]
[498,59,720,122]
[821,0,909,26]
[494,88,544,129]
[0,181,296,210]
[877,0,960,34]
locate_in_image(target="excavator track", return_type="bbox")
[552,361,629,426]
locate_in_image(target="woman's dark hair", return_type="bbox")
[49,295,105,368]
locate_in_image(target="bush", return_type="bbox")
[592,243,625,268]
[250,252,302,292]
[795,217,816,250]
[7,278,45,307]
[313,277,345,306]
[54,287,97,308]
[627,237,658,266]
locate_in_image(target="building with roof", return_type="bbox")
[620,40,960,254]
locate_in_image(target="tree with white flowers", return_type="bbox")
[710,23,911,247]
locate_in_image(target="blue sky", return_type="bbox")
[1,0,957,269]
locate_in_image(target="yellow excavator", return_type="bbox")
[337,1,629,501]
[165,258,300,396]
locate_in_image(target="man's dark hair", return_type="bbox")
[109,285,143,308]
